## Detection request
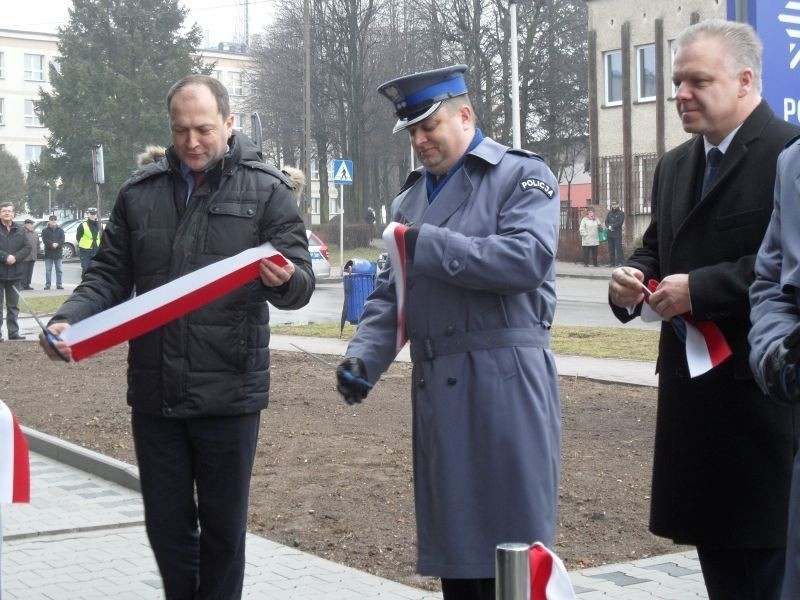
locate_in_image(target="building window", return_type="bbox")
[604,50,622,105]
[24,54,45,81]
[634,153,657,213]
[213,69,223,80]
[0,52,4,79]
[228,71,243,96]
[0,98,4,125]
[637,44,656,101]
[600,155,624,207]
[51,56,62,75]
[25,100,43,127]
[25,145,43,165]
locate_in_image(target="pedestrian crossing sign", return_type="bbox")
[333,159,354,185]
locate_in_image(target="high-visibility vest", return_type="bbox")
[77,220,101,250]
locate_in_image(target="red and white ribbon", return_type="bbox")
[530,542,576,600]
[60,243,288,362]
[640,279,732,377]
[382,222,409,352]
[0,401,30,504]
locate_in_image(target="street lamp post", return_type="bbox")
[509,0,521,149]
[46,183,51,215]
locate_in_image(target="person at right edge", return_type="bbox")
[335,64,561,600]
[748,134,800,600]
[607,19,800,600]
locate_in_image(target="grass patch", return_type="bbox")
[326,245,382,268]
[271,322,659,362]
[19,295,70,315]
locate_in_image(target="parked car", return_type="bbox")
[307,230,331,280]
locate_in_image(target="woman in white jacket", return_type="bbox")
[579,208,603,267]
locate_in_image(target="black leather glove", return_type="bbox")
[763,324,800,404]
[405,226,420,262]
[336,357,370,405]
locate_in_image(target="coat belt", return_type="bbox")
[409,327,551,362]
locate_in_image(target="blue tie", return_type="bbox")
[701,148,723,197]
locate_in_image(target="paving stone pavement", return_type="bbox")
[1,449,708,599]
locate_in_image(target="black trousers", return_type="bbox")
[132,411,261,600]
[441,577,495,600]
[581,245,598,266]
[22,261,35,288]
[697,545,784,600]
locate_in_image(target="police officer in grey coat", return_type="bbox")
[749,135,800,599]
[336,65,561,600]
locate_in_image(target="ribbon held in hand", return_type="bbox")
[382,222,409,353]
[0,400,30,504]
[640,278,732,377]
[60,243,288,362]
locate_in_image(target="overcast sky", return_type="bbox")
[3,0,274,47]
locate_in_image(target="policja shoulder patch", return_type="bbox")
[519,177,555,198]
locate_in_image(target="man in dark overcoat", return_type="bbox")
[608,19,800,600]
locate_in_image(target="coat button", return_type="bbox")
[449,259,460,270]
[447,377,457,386]
[445,326,455,336]
[239,340,246,346]
[418,379,426,390]
[163,407,173,416]
[212,206,220,212]
[247,209,254,215]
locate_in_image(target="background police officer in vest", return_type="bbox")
[336,64,562,600]
[76,207,101,275]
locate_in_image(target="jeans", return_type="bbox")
[608,235,624,266]
[45,257,63,288]
[79,248,97,275]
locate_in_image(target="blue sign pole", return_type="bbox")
[332,160,354,272]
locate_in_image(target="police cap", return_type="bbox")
[378,64,469,134]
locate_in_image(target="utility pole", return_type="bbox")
[509,0,521,148]
[303,0,313,225]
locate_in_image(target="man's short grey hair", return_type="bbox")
[676,19,763,94]
[166,74,231,118]
[0,202,13,211]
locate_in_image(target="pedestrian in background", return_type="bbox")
[76,207,101,275]
[578,208,602,267]
[39,74,314,599]
[605,201,625,267]
[41,215,65,290]
[20,219,38,290]
[608,19,800,599]
[0,202,33,341]
[336,64,561,600]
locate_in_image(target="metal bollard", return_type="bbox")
[496,542,530,600]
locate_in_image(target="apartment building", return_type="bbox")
[585,0,726,239]
[0,29,256,172]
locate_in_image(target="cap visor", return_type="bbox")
[392,102,442,134]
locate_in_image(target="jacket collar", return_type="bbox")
[672,99,776,229]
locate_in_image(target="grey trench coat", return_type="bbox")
[346,136,561,578]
